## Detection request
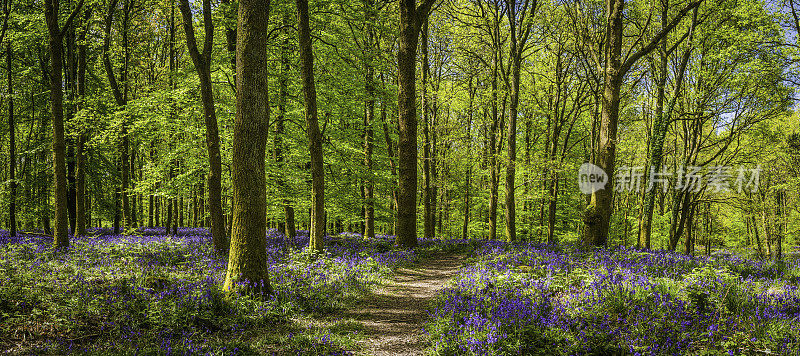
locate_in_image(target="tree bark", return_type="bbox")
[178,0,228,254]
[584,0,700,246]
[488,49,501,240]
[504,0,532,242]
[75,9,89,236]
[296,0,325,252]
[363,0,376,240]
[45,0,83,248]
[638,7,696,250]
[224,0,272,295]
[421,19,434,240]
[396,0,436,248]
[7,42,16,237]
[462,79,474,240]
[774,190,784,261]
[275,20,296,242]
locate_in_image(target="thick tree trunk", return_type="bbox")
[224,0,272,295]
[296,0,325,252]
[396,0,435,247]
[583,0,624,247]
[584,0,699,246]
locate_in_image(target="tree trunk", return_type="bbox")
[462,79,474,241]
[178,0,228,254]
[7,42,16,237]
[504,0,531,242]
[685,202,695,255]
[774,190,784,261]
[45,0,82,248]
[488,50,503,241]
[114,188,121,234]
[75,10,89,236]
[224,0,272,295]
[363,0,376,240]
[638,6,696,249]
[396,0,435,247]
[296,0,325,252]
[583,0,624,247]
[275,19,296,242]
[380,75,397,235]
[421,20,435,240]
[584,0,699,246]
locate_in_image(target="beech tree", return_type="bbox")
[224,0,272,294]
[296,0,325,252]
[178,0,228,254]
[395,0,437,248]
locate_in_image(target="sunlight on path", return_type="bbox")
[346,253,463,356]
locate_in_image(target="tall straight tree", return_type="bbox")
[275,10,296,242]
[583,0,701,246]
[7,42,15,238]
[178,0,228,254]
[296,0,325,252]
[363,0,376,240]
[395,0,437,248]
[102,0,131,231]
[44,0,84,248]
[421,19,434,239]
[1,0,10,236]
[503,0,536,242]
[223,0,272,295]
[75,9,89,237]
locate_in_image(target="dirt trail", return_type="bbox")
[347,253,463,356]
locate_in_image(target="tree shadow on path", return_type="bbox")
[346,252,464,356]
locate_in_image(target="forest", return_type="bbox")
[1,0,800,354]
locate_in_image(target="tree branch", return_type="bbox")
[619,0,702,77]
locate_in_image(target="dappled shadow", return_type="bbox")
[345,253,464,355]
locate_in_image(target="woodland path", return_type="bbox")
[346,252,464,356]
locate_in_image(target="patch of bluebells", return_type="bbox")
[426,241,800,355]
[0,228,418,354]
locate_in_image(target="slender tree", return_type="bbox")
[102,0,131,231]
[637,5,697,249]
[296,0,325,252]
[363,0,376,240]
[7,42,15,238]
[275,11,296,243]
[223,0,272,295]
[44,0,84,248]
[75,9,89,236]
[178,0,228,253]
[503,0,536,242]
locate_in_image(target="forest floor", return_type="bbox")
[344,252,464,355]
